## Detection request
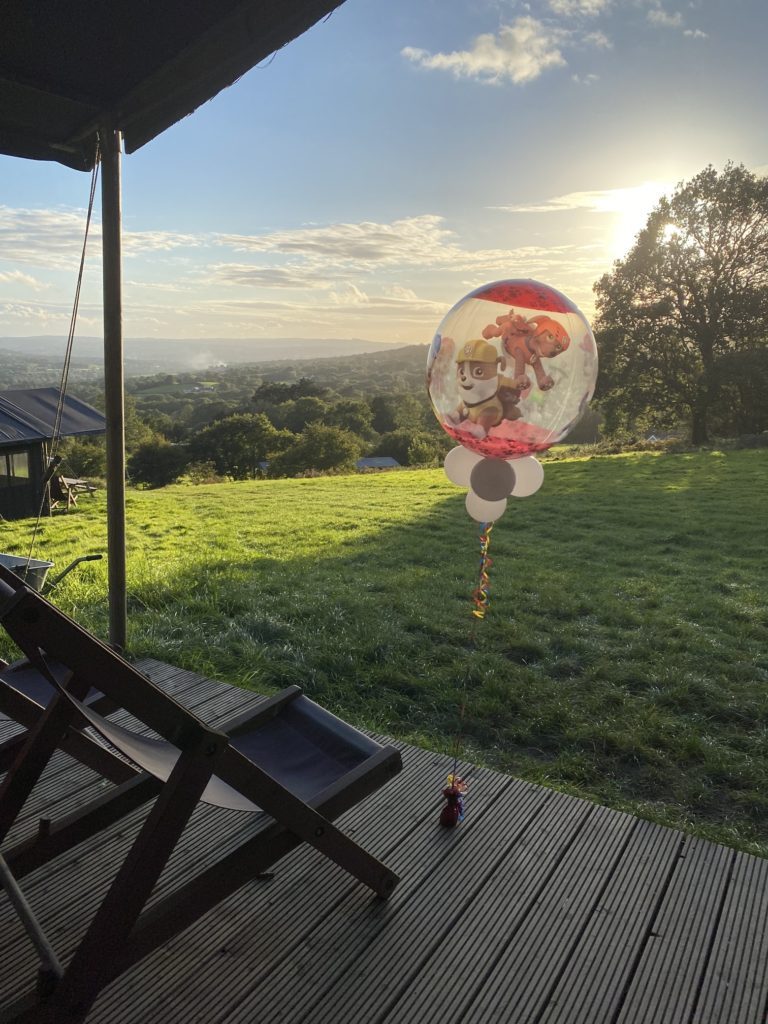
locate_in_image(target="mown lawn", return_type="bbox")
[1,449,766,856]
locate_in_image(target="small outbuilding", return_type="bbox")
[0,388,106,521]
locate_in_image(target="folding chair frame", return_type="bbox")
[0,566,401,1023]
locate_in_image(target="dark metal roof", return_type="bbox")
[0,388,106,446]
[0,0,345,170]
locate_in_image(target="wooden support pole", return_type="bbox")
[99,127,127,653]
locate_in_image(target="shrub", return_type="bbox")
[128,441,189,488]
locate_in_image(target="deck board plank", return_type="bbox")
[615,837,735,1023]
[539,817,684,1024]
[692,850,768,1024]
[1,660,767,1024]
[88,741,462,1024]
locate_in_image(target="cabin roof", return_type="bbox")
[0,388,106,446]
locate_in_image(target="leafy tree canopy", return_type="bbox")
[269,424,363,477]
[128,440,189,489]
[371,429,450,467]
[188,413,294,479]
[322,399,375,438]
[276,396,329,433]
[594,163,768,442]
[252,377,326,405]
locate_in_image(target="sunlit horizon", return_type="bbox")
[1,0,765,345]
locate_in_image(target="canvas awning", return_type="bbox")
[0,0,345,170]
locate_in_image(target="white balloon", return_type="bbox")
[444,446,482,487]
[509,456,544,498]
[466,489,507,523]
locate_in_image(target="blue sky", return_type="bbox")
[1,0,766,346]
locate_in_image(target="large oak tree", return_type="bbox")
[594,164,768,442]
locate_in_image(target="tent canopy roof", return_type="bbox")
[0,0,344,170]
[0,388,106,446]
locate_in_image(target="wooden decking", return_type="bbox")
[1,660,767,1023]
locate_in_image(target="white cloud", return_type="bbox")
[123,279,195,293]
[647,6,684,28]
[207,263,333,289]
[0,269,46,290]
[213,214,604,290]
[0,205,206,271]
[217,215,454,266]
[643,1,706,35]
[548,0,610,15]
[495,181,672,215]
[0,206,614,339]
[169,291,449,336]
[328,283,369,306]
[572,72,600,84]
[402,18,567,85]
[0,206,94,270]
[122,230,205,255]
[0,300,100,328]
[382,284,419,301]
[495,181,676,261]
[582,30,611,48]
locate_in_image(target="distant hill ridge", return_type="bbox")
[0,335,408,375]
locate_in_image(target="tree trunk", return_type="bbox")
[691,376,714,443]
[691,340,717,445]
[691,405,709,444]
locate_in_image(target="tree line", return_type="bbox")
[60,382,455,487]
[59,162,768,486]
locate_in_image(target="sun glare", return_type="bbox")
[608,181,672,259]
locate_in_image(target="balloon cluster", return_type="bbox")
[428,278,598,526]
[444,445,544,523]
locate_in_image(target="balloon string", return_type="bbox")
[471,522,494,619]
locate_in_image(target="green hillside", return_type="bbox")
[1,449,766,856]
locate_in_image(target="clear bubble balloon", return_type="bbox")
[427,279,598,460]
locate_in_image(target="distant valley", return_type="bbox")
[0,335,406,381]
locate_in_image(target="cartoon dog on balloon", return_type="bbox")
[442,309,571,440]
[447,337,522,436]
[482,310,571,394]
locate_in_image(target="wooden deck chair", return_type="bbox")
[0,657,120,777]
[0,564,402,1023]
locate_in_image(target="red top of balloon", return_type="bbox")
[471,280,579,314]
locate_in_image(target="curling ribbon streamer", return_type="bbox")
[471,522,494,619]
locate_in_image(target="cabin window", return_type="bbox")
[0,450,30,485]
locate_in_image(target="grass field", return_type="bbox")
[1,448,766,856]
